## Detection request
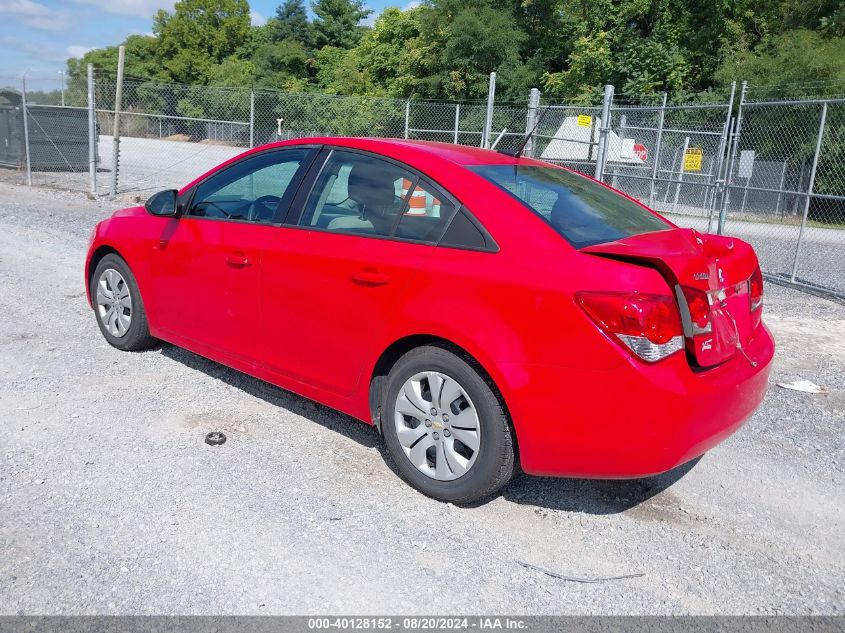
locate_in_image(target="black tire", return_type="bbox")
[381,345,514,504]
[90,253,157,351]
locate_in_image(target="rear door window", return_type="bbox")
[469,164,670,248]
[299,150,458,243]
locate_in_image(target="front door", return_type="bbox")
[150,147,314,361]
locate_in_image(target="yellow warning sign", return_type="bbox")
[684,147,703,172]
[577,114,592,127]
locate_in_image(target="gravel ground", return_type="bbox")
[0,182,843,615]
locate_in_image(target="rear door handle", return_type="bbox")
[225,253,251,267]
[351,269,391,286]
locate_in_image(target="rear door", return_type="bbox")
[259,148,459,396]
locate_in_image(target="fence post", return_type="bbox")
[790,101,827,283]
[611,113,626,189]
[648,92,667,209]
[524,87,540,158]
[672,136,690,213]
[453,103,460,145]
[404,100,410,139]
[482,72,496,148]
[110,45,125,196]
[249,90,255,148]
[775,161,787,217]
[707,81,736,232]
[21,75,32,186]
[594,84,614,181]
[718,80,747,234]
[87,64,97,196]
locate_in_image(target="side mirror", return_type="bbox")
[145,189,179,217]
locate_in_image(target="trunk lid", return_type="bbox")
[582,228,760,367]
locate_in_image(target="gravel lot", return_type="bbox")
[0,182,843,615]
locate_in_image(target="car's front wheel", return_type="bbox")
[381,345,514,503]
[91,253,156,351]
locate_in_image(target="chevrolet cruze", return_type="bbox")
[85,138,774,503]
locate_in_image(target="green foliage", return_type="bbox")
[312,0,371,49]
[152,0,251,83]
[66,0,845,105]
[716,29,845,99]
[267,0,314,49]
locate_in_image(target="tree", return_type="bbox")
[355,7,432,97]
[314,46,377,94]
[252,39,310,89]
[152,0,251,84]
[267,0,314,49]
[312,0,372,49]
[417,0,527,100]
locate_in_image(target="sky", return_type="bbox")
[0,0,408,90]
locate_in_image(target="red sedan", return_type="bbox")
[85,138,774,503]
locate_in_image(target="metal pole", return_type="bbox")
[775,160,787,217]
[87,64,96,196]
[524,87,540,158]
[249,90,255,148]
[664,146,680,205]
[718,80,747,234]
[740,175,751,214]
[707,81,736,231]
[404,100,410,139]
[453,103,460,145]
[648,92,667,209]
[790,101,827,283]
[482,71,496,149]
[110,44,125,196]
[59,70,65,106]
[611,113,626,189]
[594,84,614,181]
[21,75,32,186]
[672,136,690,213]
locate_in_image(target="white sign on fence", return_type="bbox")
[738,150,756,179]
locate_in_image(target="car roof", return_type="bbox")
[263,136,542,167]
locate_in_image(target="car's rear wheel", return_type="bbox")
[381,345,514,503]
[91,254,156,351]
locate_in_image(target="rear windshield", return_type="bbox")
[469,164,670,248]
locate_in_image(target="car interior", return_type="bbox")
[302,152,454,243]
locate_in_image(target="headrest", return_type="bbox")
[347,163,398,213]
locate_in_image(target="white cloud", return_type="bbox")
[71,0,174,18]
[250,9,265,26]
[66,45,92,59]
[0,0,66,30]
[403,1,421,8]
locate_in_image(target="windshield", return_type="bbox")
[469,164,671,248]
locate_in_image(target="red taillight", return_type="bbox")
[681,286,712,335]
[577,292,684,362]
[749,267,763,312]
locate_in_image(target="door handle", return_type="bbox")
[225,253,251,267]
[351,269,391,286]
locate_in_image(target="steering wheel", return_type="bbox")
[250,195,282,222]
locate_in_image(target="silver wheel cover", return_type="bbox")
[95,268,132,338]
[394,371,482,481]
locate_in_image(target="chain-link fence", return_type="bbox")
[1,71,843,299]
